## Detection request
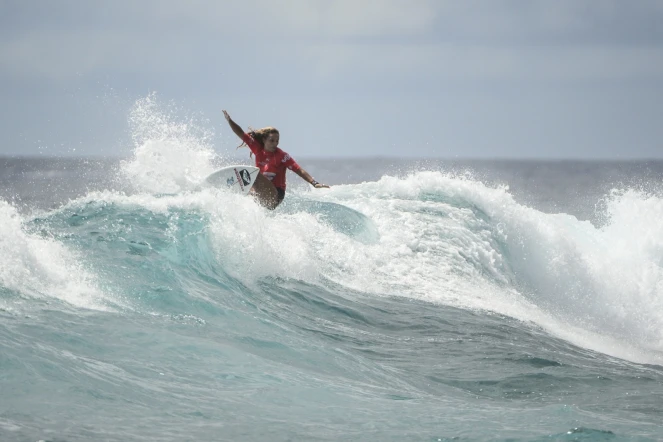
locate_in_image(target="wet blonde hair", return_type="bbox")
[237,126,279,157]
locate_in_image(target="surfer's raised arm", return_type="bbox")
[223,110,245,139]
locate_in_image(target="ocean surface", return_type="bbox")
[2,106,663,441]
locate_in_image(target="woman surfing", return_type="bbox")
[223,110,329,210]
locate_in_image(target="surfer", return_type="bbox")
[223,110,329,210]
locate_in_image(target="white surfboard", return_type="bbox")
[204,165,260,195]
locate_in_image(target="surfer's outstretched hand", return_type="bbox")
[313,182,330,189]
[222,110,231,122]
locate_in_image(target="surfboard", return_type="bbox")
[204,165,260,195]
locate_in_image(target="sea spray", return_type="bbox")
[120,93,220,194]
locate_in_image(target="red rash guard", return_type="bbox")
[241,133,301,189]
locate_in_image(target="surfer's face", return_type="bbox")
[264,133,279,152]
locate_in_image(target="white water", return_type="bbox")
[0,200,108,311]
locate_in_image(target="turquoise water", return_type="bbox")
[1,100,663,441]
[2,166,663,441]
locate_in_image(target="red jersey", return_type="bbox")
[241,133,301,189]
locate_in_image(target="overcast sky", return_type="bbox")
[1,0,662,159]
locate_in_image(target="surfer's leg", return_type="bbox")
[275,188,285,205]
[251,173,281,210]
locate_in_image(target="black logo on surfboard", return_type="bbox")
[239,169,251,186]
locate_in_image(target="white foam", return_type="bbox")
[0,200,110,311]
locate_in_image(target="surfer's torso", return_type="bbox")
[241,133,300,189]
